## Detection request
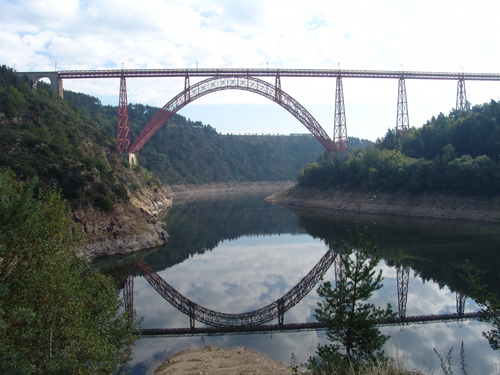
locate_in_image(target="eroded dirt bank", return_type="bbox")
[267,186,500,222]
[154,346,295,375]
[74,185,173,259]
[170,181,295,199]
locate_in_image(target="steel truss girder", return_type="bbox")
[334,77,348,150]
[142,311,482,336]
[123,274,134,317]
[58,68,500,81]
[396,77,410,135]
[456,79,467,111]
[397,264,410,319]
[136,248,335,328]
[117,75,131,152]
[128,75,336,154]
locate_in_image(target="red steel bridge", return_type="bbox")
[17,68,500,162]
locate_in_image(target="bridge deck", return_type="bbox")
[55,68,500,81]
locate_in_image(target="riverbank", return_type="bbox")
[170,181,294,200]
[267,186,500,222]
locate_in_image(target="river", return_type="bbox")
[94,191,500,374]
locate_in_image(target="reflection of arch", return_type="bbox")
[397,263,410,319]
[136,248,335,328]
[128,75,337,154]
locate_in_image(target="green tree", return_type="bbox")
[0,169,139,374]
[0,86,27,117]
[462,261,500,351]
[309,226,396,373]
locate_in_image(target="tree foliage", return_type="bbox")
[462,261,500,351]
[297,101,500,196]
[308,227,396,373]
[0,65,132,211]
[0,169,139,374]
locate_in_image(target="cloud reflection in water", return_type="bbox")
[126,232,499,374]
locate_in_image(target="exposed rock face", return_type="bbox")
[74,182,294,259]
[74,185,172,259]
[267,187,500,222]
[129,185,173,217]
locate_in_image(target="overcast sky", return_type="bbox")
[2,0,500,141]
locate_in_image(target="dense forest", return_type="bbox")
[0,170,138,373]
[0,65,161,211]
[297,102,500,196]
[65,90,370,185]
[0,65,140,373]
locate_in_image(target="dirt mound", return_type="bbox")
[154,346,295,375]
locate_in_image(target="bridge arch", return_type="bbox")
[17,71,64,97]
[127,75,337,154]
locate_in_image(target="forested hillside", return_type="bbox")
[0,67,140,372]
[0,66,161,211]
[297,102,500,196]
[64,91,370,185]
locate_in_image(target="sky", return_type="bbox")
[2,0,500,141]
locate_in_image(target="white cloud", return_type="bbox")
[2,0,500,140]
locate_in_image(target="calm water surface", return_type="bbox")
[100,192,500,374]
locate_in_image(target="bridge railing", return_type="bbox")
[55,68,500,81]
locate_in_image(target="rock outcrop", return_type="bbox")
[74,185,172,259]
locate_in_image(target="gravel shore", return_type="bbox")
[154,346,295,375]
[266,186,500,222]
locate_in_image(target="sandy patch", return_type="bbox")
[154,345,296,375]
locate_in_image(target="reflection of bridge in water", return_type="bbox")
[124,248,480,337]
[140,312,481,337]
[132,248,336,329]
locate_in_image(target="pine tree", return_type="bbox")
[309,226,396,373]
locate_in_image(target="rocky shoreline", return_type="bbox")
[267,186,500,223]
[75,185,173,259]
[77,181,294,258]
